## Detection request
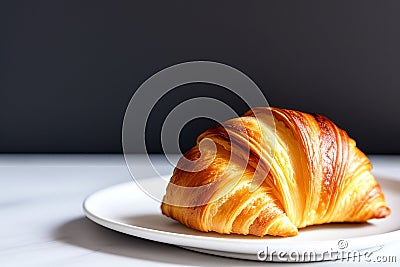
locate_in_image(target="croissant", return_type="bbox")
[161,107,390,237]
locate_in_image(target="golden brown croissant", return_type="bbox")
[161,107,390,237]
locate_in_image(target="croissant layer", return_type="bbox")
[161,107,390,237]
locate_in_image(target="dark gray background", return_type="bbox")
[1,1,400,154]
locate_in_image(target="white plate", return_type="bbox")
[83,176,400,262]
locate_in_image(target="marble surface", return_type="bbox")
[1,154,399,267]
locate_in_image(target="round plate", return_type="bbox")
[83,176,400,262]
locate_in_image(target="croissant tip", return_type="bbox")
[374,206,391,218]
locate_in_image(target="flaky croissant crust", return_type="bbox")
[161,107,390,237]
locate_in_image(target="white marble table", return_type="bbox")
[1,154,399,267]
